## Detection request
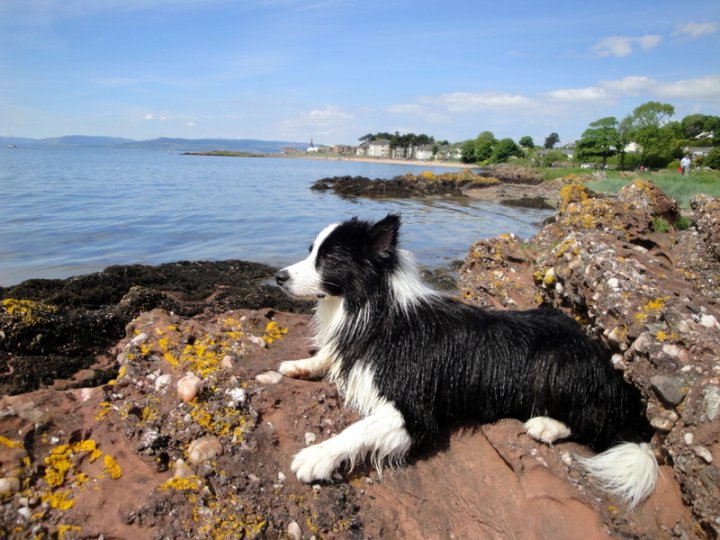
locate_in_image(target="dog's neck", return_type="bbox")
[314,296,346,347]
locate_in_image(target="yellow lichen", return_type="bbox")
[1,298,59,325]
[43,488,75,510]
[103,454,122,479]
[0,435,25,449]
[95,401,114,421]
[634,296,671,324]
[261,321,288,345]
[57,524,82,539]
[190,402,247,438]
[558,184,589,212]
[159,476,203,491]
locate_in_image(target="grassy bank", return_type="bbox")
[538,166,720,207]
[584,169,720,207]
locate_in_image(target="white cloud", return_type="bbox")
[636,34,662,50]
[385,74,720,138]
[673,21,719,39]
[654,75,720,100]
[144,113,169,121]
[386,103,426,114]
[545,87,608,102]
[599,76,655,95]
[424,91,533,112]
[304,105,354,124]
[592,34,661,57]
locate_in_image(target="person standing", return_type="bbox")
[680,154,691,175]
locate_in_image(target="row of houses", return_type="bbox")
[355,139,462,161]
[304,139,462,161]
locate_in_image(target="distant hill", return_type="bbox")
[120,137,307,153]
[0,135,307,154]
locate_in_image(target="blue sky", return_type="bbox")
[1,0,718,145]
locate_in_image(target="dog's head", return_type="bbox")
[275,214,401,301]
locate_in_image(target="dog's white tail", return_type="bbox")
[576,442,658,509]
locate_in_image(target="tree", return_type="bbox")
[576,117,619,167]
[681,114,708,139]
[491,138,523,163]
[544,132,560,149]
[519,136,534,149]
[705,147,720,169]
[474,131,496,163]
[623,101,676,167]
[460,140,476,163]
[542,150,567,167]
[628,101,674,130]
[616,116,634,170]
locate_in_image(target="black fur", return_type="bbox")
[317,214,649,451]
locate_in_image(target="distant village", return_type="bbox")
[296,138,464,162]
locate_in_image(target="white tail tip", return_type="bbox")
[576,442,658,509]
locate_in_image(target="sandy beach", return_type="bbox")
[281,153,475,169]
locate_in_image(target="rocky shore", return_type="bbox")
[1,179,719,539]
[310,165,560,209]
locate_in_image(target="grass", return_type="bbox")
[583,169,720,208]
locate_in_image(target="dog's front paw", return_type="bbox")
[279,360,312,379]
[291,443,338,483]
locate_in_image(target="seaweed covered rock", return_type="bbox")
[311,170,500,198]
[0,261,308,395]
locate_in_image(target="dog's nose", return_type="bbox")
[275,269,290,286]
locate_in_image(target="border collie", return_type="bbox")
[275,214,657,508]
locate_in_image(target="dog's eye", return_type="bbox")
[308,243,314,253]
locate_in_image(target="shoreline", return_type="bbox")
[287,155,474,169]
[202,150,476,169]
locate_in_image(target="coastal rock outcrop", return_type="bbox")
[311,171,500,198]
[1,179,718,538]
[460,180,720,536]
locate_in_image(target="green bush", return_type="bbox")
[666,159,681,170]
[674,216,692,230]
[705,147,720,170]
[652,217,670,233]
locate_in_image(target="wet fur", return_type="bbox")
[276,214,657,507]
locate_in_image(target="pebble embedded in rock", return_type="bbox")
[650,410,677,432]
[174,458,195,478]
[249,335,267,348]
[693,446,714,464]
[226,387,247,406]
[304,432,317,446]
[287,521,302,540]
[0,477,20,496]
[704,386,720,422]
[221,355,235,369]
[255,370,283,385]
[187,436,223,466]
[650,375,687,407]
[130,332,148,346]
[700,314,719,329]
[155,373,172,392]
[177,374,203,402]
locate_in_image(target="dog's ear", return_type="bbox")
[368,213,400,255]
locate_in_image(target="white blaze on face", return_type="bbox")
[279,223,338,299]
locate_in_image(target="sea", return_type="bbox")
[0,146,553,287]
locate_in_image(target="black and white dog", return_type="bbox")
[275,214,657,508]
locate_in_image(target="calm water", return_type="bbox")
[0,147,551,286]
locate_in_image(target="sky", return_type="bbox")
[1,0,719,146]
